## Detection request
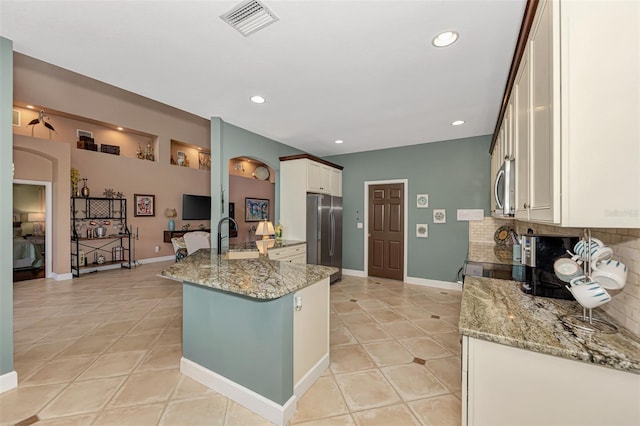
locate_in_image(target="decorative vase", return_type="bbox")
[168,218,175,231]
[81,179,90,197]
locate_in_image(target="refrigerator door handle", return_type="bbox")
[329,209,335,257]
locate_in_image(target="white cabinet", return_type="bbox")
[293,277,329,395]
[462,336,640,425]
[505,0,639,227]
[514,44,531,220]
[268,244,306,264]
[280,156,343,240]
[307,160,341,196]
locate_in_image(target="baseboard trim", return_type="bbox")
[51,272,72,281]
[180,357,296,426]
[0,371,17,393]
[342,269,366,278]
[138,255,174,264]
[405,276,462,291]
[294,353,329,398]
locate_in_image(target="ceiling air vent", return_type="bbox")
[220,0,279,37]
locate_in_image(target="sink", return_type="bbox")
[224,250,260,260]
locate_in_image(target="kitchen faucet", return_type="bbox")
[217,217,239,255]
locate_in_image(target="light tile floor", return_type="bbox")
[2,262,462,425]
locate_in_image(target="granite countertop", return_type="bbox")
[228,240,305,252]
[467,242,520,265]
[459,276,640,374]
[160,248,336,300]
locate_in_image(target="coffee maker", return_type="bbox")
[521,234,579,299]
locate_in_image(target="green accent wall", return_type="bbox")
[183,283,294,405]
[0,37,14,376]
[211,119,302,249]
[326,135,491,282]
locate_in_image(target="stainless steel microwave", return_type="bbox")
[493,157,515,217]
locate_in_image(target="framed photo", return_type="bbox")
[245,198,269,222]
[77,129,93,139]
[416,224,429,238]
[198,152,211,171]
[433,209,447,224]
[176,150,187,167]
[134,194,155,217]
[416,194,429,208]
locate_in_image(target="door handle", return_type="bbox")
[494,169,505,210]
[329,210,335,256]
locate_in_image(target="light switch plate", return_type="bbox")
[357,222,363,229]
[416,224,428,238]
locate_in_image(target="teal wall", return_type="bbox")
[0,37,14,376]
[183,283,294,405]
[211,118,302,248]
[326,135,491,282]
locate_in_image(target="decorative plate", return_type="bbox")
[494,225,513,245]
[254,166,269,180]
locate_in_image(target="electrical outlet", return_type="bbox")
[154,245,160,253]
[357,222,363,229]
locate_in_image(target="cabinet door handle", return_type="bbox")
[524,203,529,209]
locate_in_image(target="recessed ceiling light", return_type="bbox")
[432,31,459,47]
[26,105,34,109]
[250,95,266,104]
[334,139,344,144]
[117,127,123,131]
[451,120,465,126]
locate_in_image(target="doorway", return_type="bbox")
[12,180,53,281]
[366,181,406,281]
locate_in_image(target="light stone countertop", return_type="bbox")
[228,239,305,252]
[459,276,640,374]
[160,248,336,300]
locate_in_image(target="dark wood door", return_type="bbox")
[368,183,404,280]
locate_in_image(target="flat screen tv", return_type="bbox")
[182,194,211,220]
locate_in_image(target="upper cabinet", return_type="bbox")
[496,0,640,228]
[306,159,342,196]
[279,154,343,240]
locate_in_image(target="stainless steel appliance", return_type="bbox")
[307,193,342,283]
[521,234,579,299]
[493,157,515,217]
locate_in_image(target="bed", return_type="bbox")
[13,237,44,269]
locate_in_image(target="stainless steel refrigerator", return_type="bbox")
[307,193,342,283]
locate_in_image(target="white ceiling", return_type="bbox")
[0,0,525,157]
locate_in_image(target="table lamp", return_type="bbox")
[255,220,275,254]
[28,212,45,236]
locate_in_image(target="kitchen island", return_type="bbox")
[161,249,337,425]
[459,276,640,425]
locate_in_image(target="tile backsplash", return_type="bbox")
[469,217,640,336]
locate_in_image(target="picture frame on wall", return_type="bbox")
[134,194,155,217]
[77,129,93,140]
[245,198,269,222]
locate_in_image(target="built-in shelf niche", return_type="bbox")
[12,104,158,161]
[170,139,211,171]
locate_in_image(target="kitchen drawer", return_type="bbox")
[268,244,306,261]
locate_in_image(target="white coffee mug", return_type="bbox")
[573,238,603,257]
[566,277,611,309]
[553,257,583,283]
[591,259,627,290]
